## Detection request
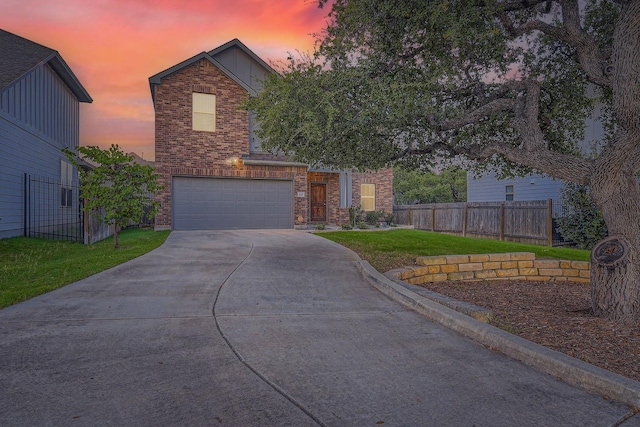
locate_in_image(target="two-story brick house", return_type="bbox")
[149,39,392,230]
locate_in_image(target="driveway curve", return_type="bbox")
[0,230,634,426]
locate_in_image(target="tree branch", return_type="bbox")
[499,0,612,87]
[477,143,592,184]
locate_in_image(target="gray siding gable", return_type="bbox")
[209,40,274,92]
[1,63,80,148]
[0,29,92,103]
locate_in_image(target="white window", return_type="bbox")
[361,183,375,211]
[60,160,73,207]
[505,185,514,201]
[192,93,216,132]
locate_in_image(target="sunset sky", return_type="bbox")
[0,0,331,160]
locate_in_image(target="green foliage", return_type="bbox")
[394,166,467,204]
[0,229,170,309]
[64,145,161,248]
[348,205,357,227]
[557,183,607,250]
[315,223,327,230]
[365,210,385,226]
[245,1,617,176]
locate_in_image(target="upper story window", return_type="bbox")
[192,93,216,132]
[505,185,514,201]
[361,183,376,211]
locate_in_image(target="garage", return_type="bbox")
[172,177,293,230]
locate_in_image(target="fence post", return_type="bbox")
[23,173,28,237]
[431,207,435,231]
[500,204,505,241]
[408,207,412,226]
[463,203,468,237]
[547,198,553,247]
[83,200,89,245]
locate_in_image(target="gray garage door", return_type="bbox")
[173,177,293,230]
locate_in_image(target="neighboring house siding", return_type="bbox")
[0,63,81,239]
[467,171,564,213]
[1,64,79,148]
[467,110,605,211]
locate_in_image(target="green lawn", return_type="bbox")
[318,229,591,273]
[0,228,170,309]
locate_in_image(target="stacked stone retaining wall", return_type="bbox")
[394,252,590,285]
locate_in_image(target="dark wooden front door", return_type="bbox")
[311,183,327,222]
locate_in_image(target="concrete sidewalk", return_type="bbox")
[1,230,638,426]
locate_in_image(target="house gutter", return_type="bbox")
[242,159,309,168]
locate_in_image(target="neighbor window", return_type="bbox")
[361,183,375,211]
[192,92,216,132]
[60,160,73,207]
[505,185,514,201]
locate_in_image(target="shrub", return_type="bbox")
[315,223,326,230]
[556,183,607,249]
[365,210,385,225]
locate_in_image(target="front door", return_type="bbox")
[311,183,327,222]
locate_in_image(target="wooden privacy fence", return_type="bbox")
[394,199,555,246]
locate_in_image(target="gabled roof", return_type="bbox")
[148,38,274,103]
[208,38,276,75]
[0,29,92,103]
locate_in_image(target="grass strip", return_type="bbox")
[318,229,590,273]
[0,228,170,309]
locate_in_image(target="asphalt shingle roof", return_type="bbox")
[0,29,55,90]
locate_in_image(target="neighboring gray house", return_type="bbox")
[0,29,92,239]
[467,110,606,215]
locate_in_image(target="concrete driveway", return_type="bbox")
[0,230,636,426]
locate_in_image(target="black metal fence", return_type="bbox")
[24,173,84,243]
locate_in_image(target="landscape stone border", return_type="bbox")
[392,252,591,285]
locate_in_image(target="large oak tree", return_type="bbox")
[247,0,639,323]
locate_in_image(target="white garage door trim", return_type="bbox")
[173,177,293,230]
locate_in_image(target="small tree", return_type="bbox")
[557,183,607,250]
[64,144,161,248]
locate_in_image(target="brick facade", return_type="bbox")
[153,59,310,228]
[152,43,393,230]
[307,168,394,226]
[352,168,394,216]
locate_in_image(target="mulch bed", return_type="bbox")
[417,279,640,383]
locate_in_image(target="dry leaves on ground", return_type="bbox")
[418,280,640,383]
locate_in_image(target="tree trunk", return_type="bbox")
[591,236,640,324]
[112,224,119,249]
[589,166,640,324]
[587,0,640,324]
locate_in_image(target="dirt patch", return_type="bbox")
[418,280,640,383]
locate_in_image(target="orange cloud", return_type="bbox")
[0,0,332,160]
